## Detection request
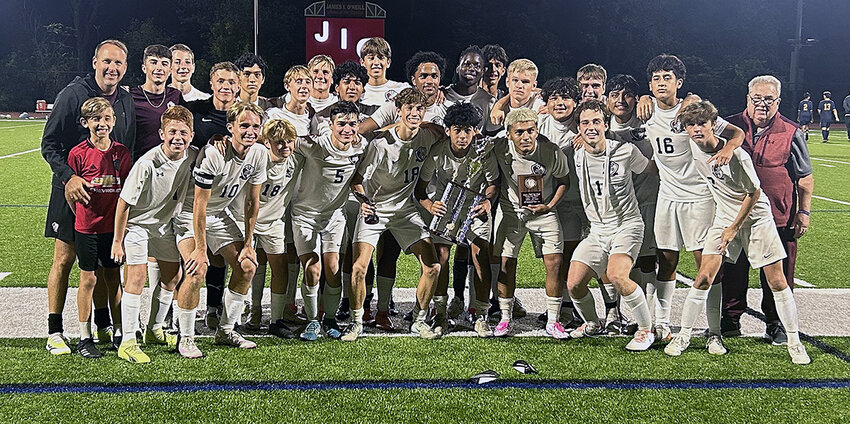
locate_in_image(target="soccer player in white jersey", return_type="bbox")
[344,88,444,341]
[484,107,570,338]
[267,66,316,137]
[577,64,607,102]
[291,102,368,341]
[111,105,197,363]
[169,44,211,101]
[414,102,498,337]
[665,101,810,364]
[359,37,411,106]
[307,55,338,112]
[172,102,268,356]
[488,59,546,131]
[642,54,745,341]
[229,118,302,339]
[567,100,657,351]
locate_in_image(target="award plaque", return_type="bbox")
[518,174,544,207]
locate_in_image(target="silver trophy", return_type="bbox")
[426,138,492,246]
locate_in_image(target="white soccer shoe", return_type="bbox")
[569,321,602,339]
[214,328,257,349]
[411,320,441,340]
[625,329,656,351]
[473,316,493,338]
[706,335,728,355]
[788,343,811,365]
[664,334,691,356]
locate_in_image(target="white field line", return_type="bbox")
[0,272,10,282]
[0,148,40,159]
[0,123,45,130]
[794,278,815,288]
[813,195,850,206]
[819,164,836,168]
[811,157,850,165]
[676,272,694,287]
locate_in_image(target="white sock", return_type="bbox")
[270,293,286,322]
[376,275,394,311]
[498,297,513,322]
[251,263,267,311]
[545,295,562,325]
[323,284,342,319]
[653,279,676,326]
[220,289,246,330]
[352,308,364,324]
[773,287,802,345]
[79,321,92,340]
[679,287,709,337]
[622,287,652,330]
[286,265,299,305]
[148,286,173,330]
[147,260,160,288]
[570,291,599,323]
[706,283,722,335]
[434,295,448,316]
[121,292,141,343]
[176,306,195,337]
[301,283,320,321]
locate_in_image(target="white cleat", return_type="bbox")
[45,333,71,355]
[473,316,492,338]
[340,322,363,342]
[569,321,602,339]
[654,324,673,343]
[410,320,440,340]
[664,334,691,356]
[178,336,204,359]
[214,328,257,349]
[706,335,728,355]
[625,329,656,351]
[788,343,811,365]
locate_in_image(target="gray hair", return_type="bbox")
[748,75,781,95]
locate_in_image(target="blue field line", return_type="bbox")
[2,378,850,395]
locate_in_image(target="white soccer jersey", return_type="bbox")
[419,139,490,200]
[538,113,580,203]
[230,152,302,224]
[443,86,496,131]
[266,106,315,137]
[181,86,211,102]
[690,140,773,223]
[483,136,570,214]
[369,101,447,128]
[574,139,648,230]
[190,143,268,215]
[309,94,338,112]
[645,97,728,202]
[121,145,198,226]
[292,134,368,218]
[358,126,443,211]
[361,80,411,106]
[610,113,660,207]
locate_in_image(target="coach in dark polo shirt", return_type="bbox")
[41,39,136,351]
[721,75,814,344]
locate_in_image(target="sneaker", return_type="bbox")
[563,315,585,331]
[788,343,811,365]
[570,321,602,339]
[374,310,394,331]
[622,321,639,336]
[322,319,342,339]
[118,339,150,363]
[268,320,296,339]
[493,320,513,337]
[96,327,114,345]
[112,332,122,351]
[144,327,177,347]
[473,316,493,338]
[720,317,742,337]
[663,334,691,356]
[77,338,102,359]
[487,300,500,319]
[410,320,440,340]
[545,322,570,340]
[336,298,351,321]
[300,321,321,341]
[536,311,548,323]
[178,336,204,359]
[512,297,527,319]
[340,322,363,342]
[447,296,464,319]
[706,335,728,355]
[433,313,451,336]
[46,333,71,355]
[283,305,308,325]
[626,329,656,351]
[764,323,788,346]
[654,324,673,343]
[362,307,375,326]
[214,328,257,349]
[205,307,220,330]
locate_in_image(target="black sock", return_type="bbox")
[93,307,111,329]
[48,313,63,335]
[366,260,375,287]
[604,302,617,312]
[823,130,829,140]
[452,258,468,299]
[206,265,226,309]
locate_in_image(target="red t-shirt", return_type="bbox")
[67,139,132,234]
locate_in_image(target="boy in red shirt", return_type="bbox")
[67,97,132,358]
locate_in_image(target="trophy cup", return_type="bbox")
[351,186,380,225]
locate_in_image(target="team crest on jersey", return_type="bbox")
[167,101,176,108]
[530,162,545,175]
[711,164,724,180]
[240,164,255,180]
[630,128,646,141]
[414,146,427,162]
[385,90,398,101]
[609,161,620,177]
[285,165,294,178]
[670,118,684,134]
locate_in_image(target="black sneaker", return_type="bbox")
[78,338,102,358]
[336,298,351,321]
[764,322,788,346]
[403,309,414,322]
[322,319,343,339]
[537,311,548,323]
[720,317,742,337]
[268,320,296,339]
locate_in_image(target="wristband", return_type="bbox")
[797,210,810,216]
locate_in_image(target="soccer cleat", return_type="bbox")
[604,308,626,335]
[300,321,321,341]
[268,320,296,339]
[46,333,71,355]
[626,329,656,351]
[374,310,394,331]
[487,300,500,319]
[473,316,493,338]
[570,321,603,339]
[654,324,673,343]
[447,296,464,319]
[118,340,151,364]
[764,323,788,346]
[205,307,220,330]
[410,320,440,340]
[788,343,811,365]
[340,322,364,342]
[362,307,375,326]
[178,336,204,359]
[95,327,114,345]
[388,296,399,316]
[563,315,585,331]
[664,334,691,356]
[706,335,728,355]
[493,320,514,338]
[322,319,343,340]
[545,322,570,340]
[336,298,351,321]
[77,338,102,359]
[512,297,527,319]
[402,308,414,322]
[282,304,308,325]
[536,311,548,323]
[433,313,451,336]
[144,327,177,347]
[214,328,257,349]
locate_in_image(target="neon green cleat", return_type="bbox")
[46,333,71,356]
[144,327,177,347]
[118,339,151,364]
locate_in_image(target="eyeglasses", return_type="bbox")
[748,95,778,106]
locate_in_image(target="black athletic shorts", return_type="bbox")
[74,231,120,272]
[45,185,75,243]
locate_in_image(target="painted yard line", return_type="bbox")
[811,157,850,166]
[0,123,45,130]
[813,195,850,206]
[819,164,836,168]
[0,148,40,159]
[0,273,9,282]
[0,204,47,208]
[676,272,694,287]
[794,278,815,288]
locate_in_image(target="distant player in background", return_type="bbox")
[359,37,411,106]
[797,92,813,141]
[843,91,850,140]
[266,65,316,137]
[479,44,509,136]
[169,44,211,102]
[817,91,838,142]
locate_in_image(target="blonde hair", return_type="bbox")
[226,101,266,124]
[161,105,194,130]
[308,55,335,72]
[284,65,312,86]
[577,63,607,82]
[80,97,113,120]
[507,58,538,79]
[505,107,538,130]
[209,61,239,80]
[261,119,298,144]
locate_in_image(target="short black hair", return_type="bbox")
[823,91,832,98]
[457,45,484,65]
[541,77,580,103]
[481,44,508,66]
[234,53,268,76]
[143,44,171,62]
[606,74,640,97]
[803,92,811,99]
[405,51,447,82]
[333,61,368,87]
[443,102,482,129]
[329,101,360,122]
[646,54,686,81]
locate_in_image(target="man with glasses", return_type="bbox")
[720,75,814,345]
